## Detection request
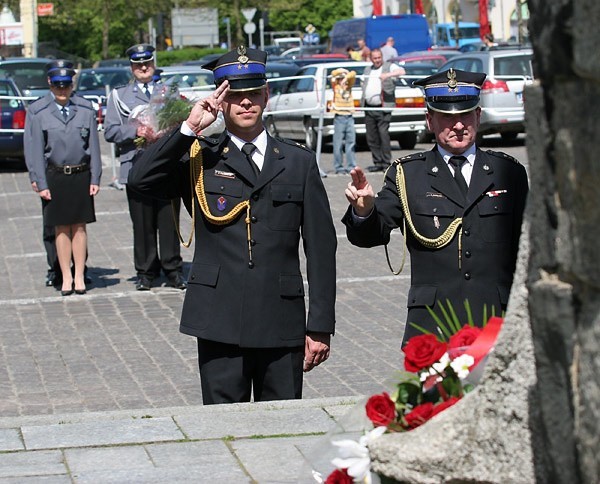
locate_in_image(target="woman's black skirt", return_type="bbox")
[43,166,96,226]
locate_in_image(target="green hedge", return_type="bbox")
[155,47,227,67]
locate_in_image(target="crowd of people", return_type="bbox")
[23,44,529,405]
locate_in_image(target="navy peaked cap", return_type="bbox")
[413,68,487,113]
[202,46,267,92]
[126,44,155,63]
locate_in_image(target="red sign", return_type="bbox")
[37,3,54,16]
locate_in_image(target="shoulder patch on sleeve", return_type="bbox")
[486,150,520,164]
[395,151,427,164]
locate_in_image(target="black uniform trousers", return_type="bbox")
[365,109,392,166]
[197,339,304,405]
[125,185,182,279]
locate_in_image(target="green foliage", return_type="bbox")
[156,97,193,132]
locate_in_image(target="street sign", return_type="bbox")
[37,3,54,16]
[243,22,256,35]
[241,8,256,22]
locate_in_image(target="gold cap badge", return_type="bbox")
[447,68,458,90]
[237,45,249,64]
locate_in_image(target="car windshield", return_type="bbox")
[161,71,214,88]
[0,63,48,91]
[77,70,132,91]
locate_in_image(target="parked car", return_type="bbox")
[0,58,52,99]
[264,61,426,150]
[265,62,301,95]
[389,49,463,69]
[438,48,534,140]
[94,59,131,68]
[74,67,133,124]
[0,77,27,161]
[158,66,215,100]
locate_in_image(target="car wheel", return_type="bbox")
[304,119,317,150]
[397,132,417,150]
[500,131,519,141]
[265,116,278,137]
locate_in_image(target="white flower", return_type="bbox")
[450,353,475,379]
[330,426,386,483]
[420,352,450,382]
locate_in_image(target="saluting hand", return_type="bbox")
[345,166,375,217]
[185,80,229,135]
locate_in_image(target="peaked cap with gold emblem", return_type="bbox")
[202,46,267,92]
[413,68,487,113]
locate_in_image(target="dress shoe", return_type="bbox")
[46,271,58,287]
[61,283,74,296]
[167,273,187,290]
[75,288,87,295]
[135,276,152,291]
[367,164,386,173]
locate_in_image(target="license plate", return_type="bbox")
[516,92,523,104]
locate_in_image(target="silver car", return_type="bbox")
[439,48,534,141]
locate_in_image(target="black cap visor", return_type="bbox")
[51,81,73,88]
[217,75,267,92]
[427,96,480,114]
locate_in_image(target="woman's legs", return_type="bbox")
[55,225,73,292]
[71,224,87,291]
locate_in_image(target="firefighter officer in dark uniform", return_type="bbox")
[343,68,529,344]
[128,47,337,404]
[104,43,186,291]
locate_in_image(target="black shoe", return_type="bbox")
[61,282,74,296]
[46,271,58,287]
[136,276,153,291]
[167,273,187,290]
[367,164,386,173]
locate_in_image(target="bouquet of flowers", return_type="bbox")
[308,301,503,484]
[130,82,194,147]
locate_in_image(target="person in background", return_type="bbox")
[343,68,529,344]
[104,43,186,291]
[128,46,337,405]
[346,46,362,61]
[24,63,102,296]
[357,38,371,61]
[482,33,498,49]
[331,68,357,174]
[360,48,406,172]
[380,37,398,62]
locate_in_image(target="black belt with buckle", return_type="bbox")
[50,164,90,175]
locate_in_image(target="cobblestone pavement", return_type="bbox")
[0,136,527,419]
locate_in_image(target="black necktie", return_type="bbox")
[143,83,151,98]
[241,143,260,176]
[61,106,68,121]
[448,155,469,197]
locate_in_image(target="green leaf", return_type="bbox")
[445,298,462,333]
[426,304,452,341]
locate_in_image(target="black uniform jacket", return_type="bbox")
[342,147,528,342]
[128,129,337,348]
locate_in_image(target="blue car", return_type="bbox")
[0,77,27,161]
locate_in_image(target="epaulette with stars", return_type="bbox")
[485,149,521,164]
[394,151,427,164]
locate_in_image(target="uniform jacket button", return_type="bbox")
[464,272,471,280]
[248,261,255,269]
[463,229,470,237]
[252,194,259,201]
[464,250,471,258]
[251,216,257,223]
[250,239,256,246]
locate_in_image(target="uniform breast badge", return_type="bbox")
[217,196,227,211]
[434,215,440,229]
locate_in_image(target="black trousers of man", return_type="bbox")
[365,109,392,168]
[197,339,304,404]
[125,185,183,280]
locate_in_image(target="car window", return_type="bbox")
[162,72,214,88]
[494,55,533,77]
[285,67,316,94]
[0,80,22,109]
[0,63,48,92]
[444,58,485,73]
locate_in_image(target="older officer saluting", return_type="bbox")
[343,68,529,344]
[128,46,337,404]
[104,43,186,291]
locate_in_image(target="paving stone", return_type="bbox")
[0,450,65,478]
[0,428,23,451]
[21,417,184,450]
[175,407,336,440]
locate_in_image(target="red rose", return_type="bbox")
[365,392,396,427]
[403,402,434,429]
[325,468,353,484]
[448,325,482,358]
[402,334,448,372]
[431,396,461,417]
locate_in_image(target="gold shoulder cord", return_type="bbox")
[385,162,464,274]
[172,140,254,263]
